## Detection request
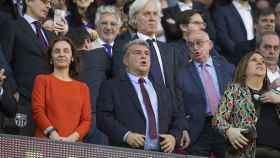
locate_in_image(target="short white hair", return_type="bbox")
[128,0,161,29]
[95,5,122,27]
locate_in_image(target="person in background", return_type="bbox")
[0,68,18,133]
[68,28,111,145]
[212,0,254,65]
[92,5,122,57]
[214,51,268,158]
[67,0,99,41]
[253,31,280,158]
[257,31,280,84]
[161,0,215,42]
[32,37,92,142]
[275,3,280,36]
[0,0,54,136]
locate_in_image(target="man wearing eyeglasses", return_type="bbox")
[176,30,234,157]
[92,5,122,58]
[0,0,54,136]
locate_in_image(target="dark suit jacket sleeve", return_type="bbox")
[0,82,17,117]
[0,21,18,93]
[96,81,130,144]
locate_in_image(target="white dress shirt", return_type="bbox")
[232,0,254,40]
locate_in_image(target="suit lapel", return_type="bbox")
[188,63,205,98]
[18,18,47,56]
[212,57,225,95]
[157,42,169,80]
[120,74,145,119]
[229,4,247,37]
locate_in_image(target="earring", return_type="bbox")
[50,60,53,64]
[71,58,74,62]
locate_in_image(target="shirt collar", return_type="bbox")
[177,1,193,10]
[23,14,38,25]
[98,38,114,47]
[232,0,251,11]
[137,32,156,41]
[194,56,214,69]
[127,72,149,85]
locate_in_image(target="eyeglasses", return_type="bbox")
[189,21,207,27]
[99,21,119,28]
[187,40,209,48]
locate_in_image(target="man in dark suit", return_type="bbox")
[68,28,111,145]
[212,0,254,64]
[177,30,234,157]
[97,39,190,152]
[113,0,180,100]
[0,0,53,136]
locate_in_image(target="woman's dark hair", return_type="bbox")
[67,0,99,28]
[47,36,80,78]
[233,50,269,91]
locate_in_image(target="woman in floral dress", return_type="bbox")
[213,51,269,158]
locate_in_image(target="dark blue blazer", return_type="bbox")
[78,48,111,113]
[96,73,187,148]
[0,17,54,99]
[112,34,181,101]
[212,3,253,63]
[176,56,234,144]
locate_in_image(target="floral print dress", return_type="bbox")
[213,83,258,158]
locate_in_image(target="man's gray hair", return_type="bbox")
[124,39,150,57]
[257,31,280,48]
[95,5,122,27]
[128,0,161,29]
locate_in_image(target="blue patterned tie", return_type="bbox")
[102,43,112,58]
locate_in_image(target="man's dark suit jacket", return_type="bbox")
[0,17,53,99]
[212,3,254,64]
[176,55,234,144]
[161,1,216,42]
[96,73,187,148]
[78,48,111,112]
[0,16,54,136]
[112,34,180,101]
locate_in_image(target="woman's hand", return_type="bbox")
[260,90,280,104]
[226,128,249,149]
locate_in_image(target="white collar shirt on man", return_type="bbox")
[232,0,254,40]
[23,14,48,42]
[267,66,280,83]
[177,1,193,11]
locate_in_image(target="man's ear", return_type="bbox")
[179,24,188,32]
